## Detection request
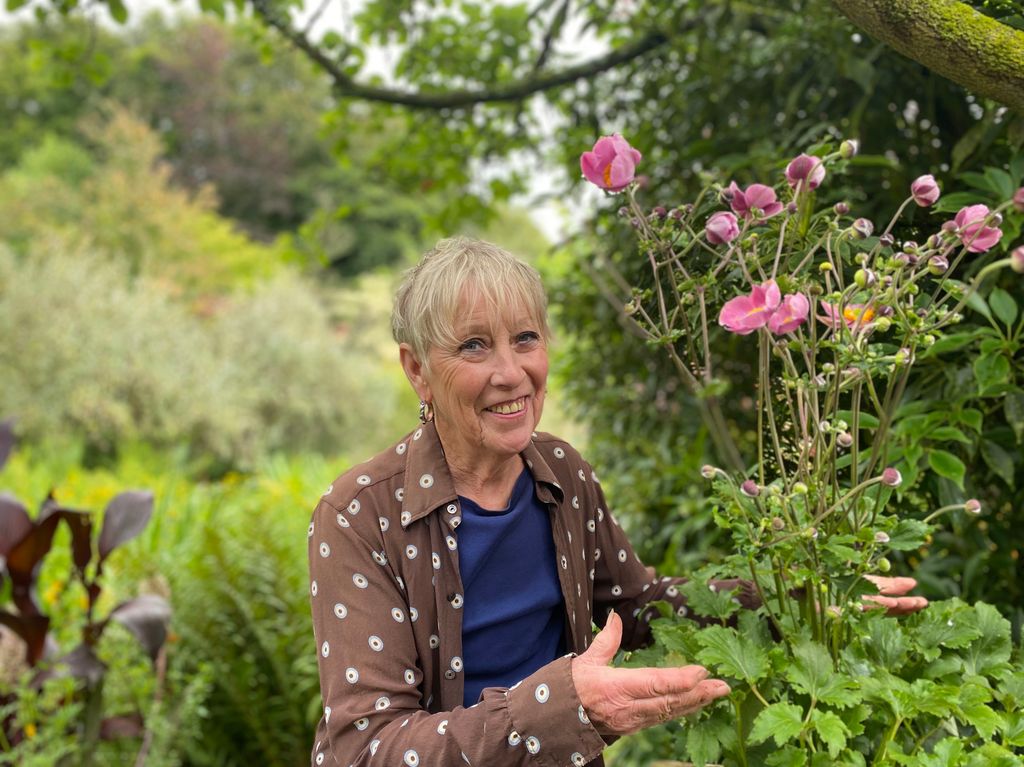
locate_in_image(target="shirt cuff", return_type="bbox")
[505,654,606,767]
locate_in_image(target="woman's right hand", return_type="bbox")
[570,611,731,737]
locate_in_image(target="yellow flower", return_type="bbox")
[25,722,37,739]
[43,580,64,607]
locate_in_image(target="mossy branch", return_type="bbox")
[832,0,1024,111]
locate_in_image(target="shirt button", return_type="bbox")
[444,670,456,680]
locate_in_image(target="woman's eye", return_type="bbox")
[516,332,540,346]
[459,339,486,353]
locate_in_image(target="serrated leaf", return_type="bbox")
[961,703,1002,739]
[916,604,982,656]
[920,738,964,766]
[962,603,1012,677]
[928,450,966,489]
[888,519,931,551]
[811,709,849,758]
[786,641,859,707]
[685,721,723,766]
[749,702,805,747]
[679,578,742,622]
[694,625,768,683]
[765,745,808,767]
[981,439,1016,488]
[989,288,1019,327]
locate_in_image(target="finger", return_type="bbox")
[607,665,711,698]
[862,595,929,615]
[636,679,731,723]
[864,575,917,595]
[580,611,623,667]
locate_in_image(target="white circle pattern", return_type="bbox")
[553,447,565,458]
[307,522,314,537]
[345,667,359,683]
[375,696,390,711]
[336,513,350,528]
[432,553,441,569]
[508,731,521,746]
[618,549,627,562]
[369,635,384,651]
[310,581,318,596]
[372,551,388,566]
[320,641,329,657]
[379,517,389,532]
[526,736,540,754]
[450,594,463,609]
[451,656,463,672]
[447,503,458,514]
[572,496,579,509]
[395,488,405,502]
[406,545,418,559]
[355,717,369,731]
[409,607,419,621]
[611,585,623,596]
[587,519,596,532]
[333,603,347,619]
[352,573,368,589]
[401,511,412,525]
[404,749,419,766]
[429,634,439,649]
[348,499,361,514]
[392,607,405,622]
[396,442,407,454]
[405,669,416,684]
[370,740,380,755]
[446,535,457,551]
[419,473,434,488]
[413,428,423,440]
[535,684,549,703]
[356,474,371,485]
[319,542,330,558]
[579,705,590,724]
[437,720,448,734]
[572,753,586,766]
[316,753,324,765]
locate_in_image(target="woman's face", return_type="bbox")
[408,292,548,473]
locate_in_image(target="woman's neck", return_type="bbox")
[439,437,525,509]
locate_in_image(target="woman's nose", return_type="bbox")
[489,343,525,387]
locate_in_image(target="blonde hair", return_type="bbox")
[392,237,550,365]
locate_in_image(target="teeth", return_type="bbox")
[489,399,525,415]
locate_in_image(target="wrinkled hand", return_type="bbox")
[862,575,928,616]
[570,611,730,737]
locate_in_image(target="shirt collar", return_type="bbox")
[401,423,565,528]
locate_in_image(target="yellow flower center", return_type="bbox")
[843,306,874,324]
[603,165,613,187]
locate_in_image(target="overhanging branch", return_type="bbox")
[832,0,1024,111]
[250,0,669,109]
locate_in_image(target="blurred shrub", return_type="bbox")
[0,244,406,470]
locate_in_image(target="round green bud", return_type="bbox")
[877,557,892,573]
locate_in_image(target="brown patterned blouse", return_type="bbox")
[307,421,710,767]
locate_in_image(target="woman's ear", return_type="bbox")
[399,343,431,402]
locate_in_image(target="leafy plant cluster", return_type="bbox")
[581,135,1024,764]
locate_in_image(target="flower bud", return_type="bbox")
[771,516,785,531]
[819,261,833,272]
[894,347,912,365]
[873,316,892,332]
[852,218,874,239]
[923,334,935,347]
[881,467,902,487]
[894,252,911,267]
[877,304,894,317]
[834,201,850,216]
[911,175,940,207]
[874,531,890,544]
[813,374,826,388]
[784,201,798,215]
[701,464,717,479]
[836,431,853,448]
[803,527,819,540]
[877,557,892,573]
[1010,245,1024,274]
[964,498,982,514]
[1013,187,1024,213]
[926,234,941,249]
[670,207,685,221]
[652,206,667,220]
[992,212,1003,227]
[618,206,629,218]
[793,481,809,495]
[928,255,949,275]
[630,217,641,228]
[854,268,876,288]
[941,220,958,233]
[879,233,894,248]
[624,300,638,316]
[741,479,761,498]
[840,139,859,159]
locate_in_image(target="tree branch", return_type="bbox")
[831,0,1024,111]
[250,0,669,109]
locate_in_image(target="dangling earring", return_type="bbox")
[419,400,434,424]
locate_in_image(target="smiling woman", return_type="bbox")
[304,237,771,767]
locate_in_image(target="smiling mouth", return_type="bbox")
[485,397,527,415]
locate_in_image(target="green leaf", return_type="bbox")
[679,578,743,622]
[959,408,984,433]
[962,603,1012,676]
[928,426,972,444]
[749,702,805,747]
[834,410,879,429]
[919,738,964,767]
[887,519,932,551]
[765,746,808,767]
[989,288,1019,327]
[925,332,977,355]
[974,353,1011,396]
[786,641,860,708]
[1004,390,1024,443]
[811,709,849,758]
[962,703,1002,739]
[105,0,128,23]
[928,450,966,489]
[981,439,1016,488]
[685,722,723,766]
[694,625,768,684]
[916,603,983,658]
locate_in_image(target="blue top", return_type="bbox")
[457,468,567,708]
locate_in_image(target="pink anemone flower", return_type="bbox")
[727,182,784,222]
[818,301,876,333]
[785,154,826,191]
[706,211,740,244]
[953,204,1003,253]
[580,134,642,192]
[767,293,810,335]
[719,281,781,335]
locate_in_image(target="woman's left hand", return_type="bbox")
[862,575,929,616]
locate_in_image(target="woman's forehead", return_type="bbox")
[453,287,538,333]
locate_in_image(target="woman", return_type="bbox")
[307,237,924,767]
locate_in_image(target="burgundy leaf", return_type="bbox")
[100,714,144,739]
[98,491,154,562]
[0,418,14,471]
[57,509,93,571]
[109,594,171,661]
[0,493,32,559]
[58,642,106,685]
[0,610,51,665]
[6,513,62,616]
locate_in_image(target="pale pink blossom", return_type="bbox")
[785,154,826,191]
[718,280,781,335]
[881,468,902,487]
[706,211,740,244]
[580,134,642,192]
[910,174,940,207]
[818,301,876,333]
[767,293,809,335]
[727,182,784,222]
[953,204,1003,253]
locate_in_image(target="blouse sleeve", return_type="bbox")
[308,494,607,767]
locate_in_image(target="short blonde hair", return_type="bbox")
[392,237,550,364]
